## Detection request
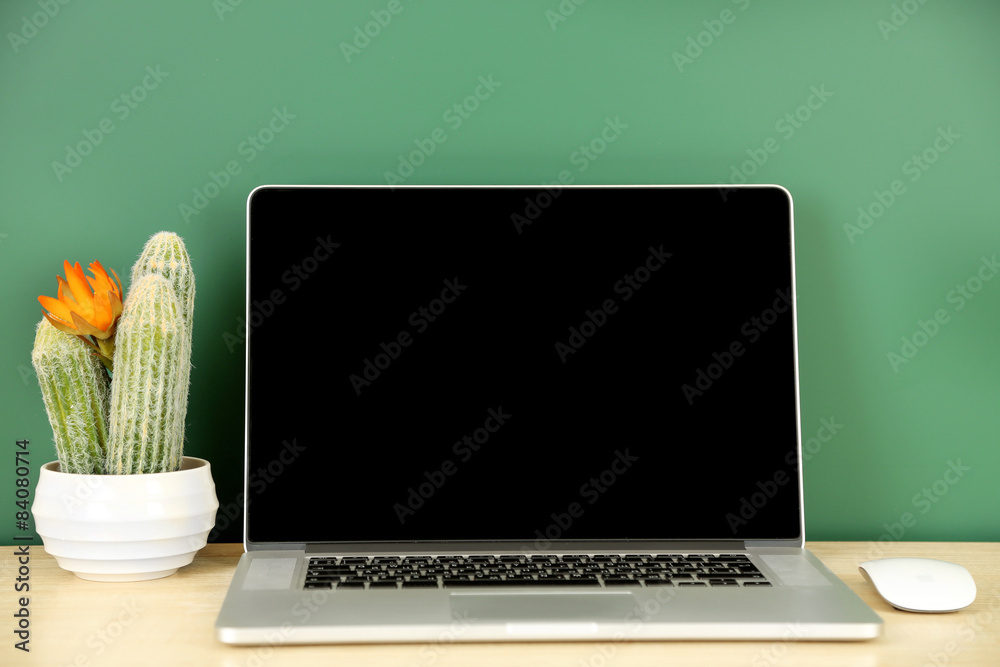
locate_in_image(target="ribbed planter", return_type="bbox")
[31,456,219,582]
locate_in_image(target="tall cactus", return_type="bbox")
[31,320,110,474]
[107,232,195,474]
[107,274,190,474]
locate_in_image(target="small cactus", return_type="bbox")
[107,274,190,474]
[31,320,110,474]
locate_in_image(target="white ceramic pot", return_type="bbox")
[31,456,219,582]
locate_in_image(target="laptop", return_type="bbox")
[215,184,883,644]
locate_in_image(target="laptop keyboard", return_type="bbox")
[304,554,771,590]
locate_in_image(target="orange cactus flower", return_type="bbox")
[39,260,123,367]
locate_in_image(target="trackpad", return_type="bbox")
[450,592,637,621]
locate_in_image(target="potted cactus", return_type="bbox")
[29,232,218,581]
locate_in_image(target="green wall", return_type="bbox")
[2,0,997,545]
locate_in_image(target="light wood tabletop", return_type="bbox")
[3,541,998,666]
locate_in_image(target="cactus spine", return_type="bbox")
[31,320,110,474]
[107,274,190,473]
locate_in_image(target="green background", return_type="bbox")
[1,0,997,545]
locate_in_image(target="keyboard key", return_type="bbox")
[306,568,341,575]
[336,581,365,589]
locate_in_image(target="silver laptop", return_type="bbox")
[215,184,883,644]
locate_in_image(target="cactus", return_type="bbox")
[107,274,190,474]
[31,320,110,474]
[34,232,195,475]
[129,231,195,343]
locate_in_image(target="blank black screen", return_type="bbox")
[246,186,801,545]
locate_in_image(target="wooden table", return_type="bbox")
[3,542,998,666]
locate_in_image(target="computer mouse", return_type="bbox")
[859,558,976,613]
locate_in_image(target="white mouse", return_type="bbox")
[859,558,976,613]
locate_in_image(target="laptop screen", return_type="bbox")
[245,186,801,545]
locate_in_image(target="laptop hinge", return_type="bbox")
[302,540,750,555]
[247,543,306,552]
[745,537,805,549]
